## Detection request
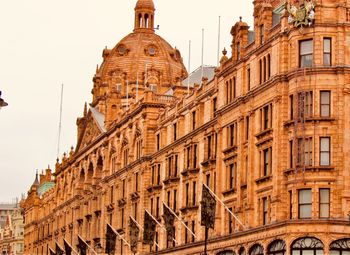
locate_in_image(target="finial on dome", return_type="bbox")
[222,48,227,56]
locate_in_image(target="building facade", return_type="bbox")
[22,0,350,254]
[0,205,24,254]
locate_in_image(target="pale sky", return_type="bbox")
[0,0,253,202]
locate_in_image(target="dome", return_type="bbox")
[97,31,187,87]
[135,0,155,10]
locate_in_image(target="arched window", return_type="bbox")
[330,239,350,255]
[268,239,286,255]
[292,237,324,255]
[250,244,264,255]
[97,156,103,172]
[87,162,94,178]
[79,169,85,182]
[144,14,149,28]
[239,247,246,255]
[267,54,271,79]
[217,251,235,255]
[138,13,143,28]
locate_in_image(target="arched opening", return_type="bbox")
[330,238,350,255]
[87,162,94,178]
[138,13,143,28]
[291,237,324,255]
[144,14,149,28]
[249,244,264,255]
[217,251,235,255]
[97,156,103,172]
[239,247,246,255]
[79,169,85,182]
[268,239,286,255]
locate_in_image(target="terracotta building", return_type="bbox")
[22,0,350,254]
[0,204,24,254]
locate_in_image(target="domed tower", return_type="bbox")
[91,0,188,127]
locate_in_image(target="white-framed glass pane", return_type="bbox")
[316,250,324,255]
[301,55,313,67]
[330,251,340,255]
[301,40,313,55]
[292,251,299,255]
[320,204,330,218]
[303,250,315,255]
[320,152,330,166]
[324,54,331,66]
[321,138,330,151]
[320,189,330,203]
[299,189,312,203]
[321,91,330,104]
[324,39,331,53]
[300,204,312,218]
[321,105,330,117]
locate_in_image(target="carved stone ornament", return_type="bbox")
[287,0,315,28]
[143,211,157,245]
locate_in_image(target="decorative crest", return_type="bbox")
[287,0,315,28]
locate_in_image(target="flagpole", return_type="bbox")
[106,222,131,248]
[130,216,160,249]
[187,40,191,95]
[204,226,209,255]
[77,234,98,255]
[145,209,178,245]
[200,28,204,86]
[162,202,197,239]
[203,183,246,228]
[217,16,221,67]
[63,238,79,255]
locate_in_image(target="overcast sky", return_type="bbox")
[0,1,253,202]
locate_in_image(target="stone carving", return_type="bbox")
[287,1,315,28]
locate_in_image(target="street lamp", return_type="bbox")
[0,91,8,109]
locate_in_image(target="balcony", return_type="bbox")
[163,176,180,186]
[181,168,200,177]
[147,184,162,193]
[117,198,127,208]
[180,204,199,214]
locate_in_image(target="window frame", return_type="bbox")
[319,188,330,218]
[320,91,331,117]
[298,189,312,219]
[299,39,314,68]
[323,37,332,66]
[320,137,331,166]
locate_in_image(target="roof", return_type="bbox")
[182,65,216,87]
[0,203,18,211]
[90,107,106,132]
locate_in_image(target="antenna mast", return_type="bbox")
[57,84,64,158]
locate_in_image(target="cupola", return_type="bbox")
[134,0,155,32]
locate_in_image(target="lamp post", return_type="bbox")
[0,91,8,109]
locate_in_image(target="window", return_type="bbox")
[206,133,217,160]
[156,133,160,151]
[136,139,142,160]
[156,197,160,218]
[289,190,293,219]
[263,57,267,82]
[247,68,251,91]
[320,137,330,166]
[263,197,268,225]
[298,189,312,219]
[173,189,177,211]
[192,111,196,130]
[173,123,177,141]
[290,94,294,119]
[122,179,126,198]
[260,25,264,44]
[319,188,330,218]
[185,183,189,207]
[300,39,313,68]
[192,181,197,206]
[123,148,129,167]
[268,240,286,255]
[298,137,313,166]
[227,123,236,147]
[191,221,195,243]
[245,116,250,141]
[166,154,178,178]
[250,244,264,255]
[259,59,263,84]
[263,148,271,176]
[330,239,350,255]
[212,97,217,117]
[262,104,272,130]
[298,91,313,117]
[228,207,233,234]
[185,221,189,243]
[237,42,241,60]
[292,237,324,255]
[320,91,331,117]
[135,172,139,192]
[324,38,331,66]
[267,54,271,79]
[228,163,235,190]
